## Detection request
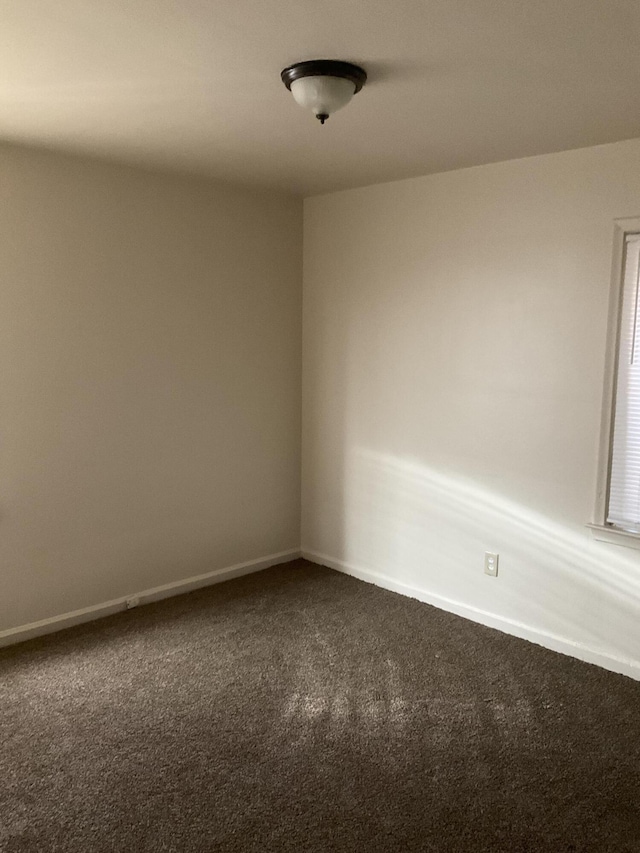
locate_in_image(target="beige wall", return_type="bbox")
[0,144,301,631]
[5,135,640,673]
[303,139,640,675]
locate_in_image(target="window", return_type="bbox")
[591,218,640,547]
[608,233,640,531]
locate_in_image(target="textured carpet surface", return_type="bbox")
[1,559,639,852]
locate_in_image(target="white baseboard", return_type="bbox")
[302,549,640,682]
[0,549,301,649]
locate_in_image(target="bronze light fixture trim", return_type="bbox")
[281,59,367,124]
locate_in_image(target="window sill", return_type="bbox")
[587,523,640,550]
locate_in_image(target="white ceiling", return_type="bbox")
[2,0,640,196]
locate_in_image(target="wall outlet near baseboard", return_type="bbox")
[126,596,141,610]
[484,553,499,577]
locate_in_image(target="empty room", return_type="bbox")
[1,1,640,851]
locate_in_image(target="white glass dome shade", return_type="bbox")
[290,76,356,122]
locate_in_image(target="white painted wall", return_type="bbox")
[0,144,301,632]
[302,139,640,677]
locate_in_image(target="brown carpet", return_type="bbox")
[1,559,639,852]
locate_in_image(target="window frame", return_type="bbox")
[589,216,640,549]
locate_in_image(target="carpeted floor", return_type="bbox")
[1,559,639,852]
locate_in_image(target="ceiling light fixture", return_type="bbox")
[281,59,367,125]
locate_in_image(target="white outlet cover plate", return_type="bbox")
[484,553,499,576]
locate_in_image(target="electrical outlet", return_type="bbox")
[126,596,140,610]
[484,552,499,577]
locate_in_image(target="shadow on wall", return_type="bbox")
[339,448,640,665]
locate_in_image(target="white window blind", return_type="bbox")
[607,233,640,531]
